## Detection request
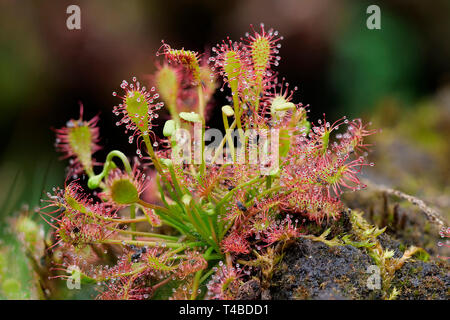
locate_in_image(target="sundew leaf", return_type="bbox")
[223,50,242,96]
[125,90,150,132]
[110,178,139,205]
[68,125,93,172]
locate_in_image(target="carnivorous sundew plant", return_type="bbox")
[39,23,378,300]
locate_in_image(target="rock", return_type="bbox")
[236,278,261,300]
[269,237,449,300]
[391,259,449,300]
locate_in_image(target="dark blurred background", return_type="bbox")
[1,0,450,224]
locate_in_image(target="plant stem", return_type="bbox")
[87,150,132,189]
[232,93,244,139]
[102,216,148,224]
[142,134,165,179]
[107,150,132,174]
[225,252,233,268]
[102,239,203,249]
[197,85,205,118]
[245,185,284,207]
[137,199,171,215]
[222,111,235,162]
[111,228,179,241]
[205,254,223,261]
[199,265,217,284]
[129,204,136,240]
[190,269,203,300]
[215,175,265,211]
[211,119,236,164]
[166,245,190,258]
[152,277,172,291]
[197,85,206,175]
[266,176,272,189]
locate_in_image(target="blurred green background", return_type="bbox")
[0,0,449,299]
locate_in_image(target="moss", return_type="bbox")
[293,285,309,300]
[266,211,449,300]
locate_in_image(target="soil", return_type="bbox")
[237,233,449,300]
[236,203,449,300]
[270,239,379,300]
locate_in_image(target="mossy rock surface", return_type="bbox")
[265,237,448,300]
[390,260,449,300]
[269,239,380,300]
